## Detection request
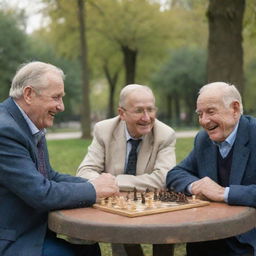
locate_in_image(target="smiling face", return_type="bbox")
[118,88,156,138]
[196,89,241,142]
[23,72,65,129]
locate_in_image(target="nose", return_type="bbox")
[141,110,151,121]
[56,99,65,112]
[199,113,209,125]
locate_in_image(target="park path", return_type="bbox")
[46,130,198,140]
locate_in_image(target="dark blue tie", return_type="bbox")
[125,139,141,175]
[37,136,48,177]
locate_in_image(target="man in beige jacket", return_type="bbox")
[77,84,176,256]
[77,84,176,191]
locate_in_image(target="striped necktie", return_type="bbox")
[125,139,141,175]
[37,136,48,177]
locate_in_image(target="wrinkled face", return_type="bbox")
[118,89,156,138]
[25,73,65,129]
[196,90,240,142]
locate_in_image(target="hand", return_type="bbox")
[90,173,119,200]
[191,177,225,202]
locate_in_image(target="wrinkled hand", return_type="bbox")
[191,177,225,202]
[90,173,119,200]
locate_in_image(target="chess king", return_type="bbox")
[77,84,176,256]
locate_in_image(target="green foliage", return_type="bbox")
[47,139,91,175]
[152,47,206,95]
[244,59,256,115]
[0,10,30,101]
[151,47,207,125]
[28,35,82,122]
[176,137,194,162]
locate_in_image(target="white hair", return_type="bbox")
[119,84,155,108]
[199,82,243,114]
[9,61,65,99]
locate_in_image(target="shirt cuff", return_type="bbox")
[186,183,193,195]
[224,187,229,203]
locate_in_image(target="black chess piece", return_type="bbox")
[141,193,145,204]
[153,189,158,201]
[133,187,138,201]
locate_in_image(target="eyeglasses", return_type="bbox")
[121,107,158,117]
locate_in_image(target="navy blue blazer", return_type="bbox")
[0,97,96,256]
[166,115,256,254]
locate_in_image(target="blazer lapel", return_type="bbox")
[111,120,127,175]
[201,139,218,181]
[137,132,153,175]
[230,117,250,184]
[4,98,35,143]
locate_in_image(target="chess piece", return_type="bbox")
[100,198,105,205]
[107,197,112,207]
[133,187,138,201]
[148,197,153,208]
[153,189,158,201]
[126,191,130,200]
[141,193,145,204]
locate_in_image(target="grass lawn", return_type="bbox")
[47,137,194,256]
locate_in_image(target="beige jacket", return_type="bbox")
[77,116,176,191]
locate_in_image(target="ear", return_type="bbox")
[231,101,241,117]
[118,107,125,121]
[23,86,35,104]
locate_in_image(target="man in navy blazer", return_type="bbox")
[167,82,256,256]
[0,61,119,256]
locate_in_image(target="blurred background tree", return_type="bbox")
[1,0,256,132]
[152,47,206,127]
[0,10,30,101]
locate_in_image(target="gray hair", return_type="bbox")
[9,61,65,99]
[199,82,243,114]
[119,84,155,108]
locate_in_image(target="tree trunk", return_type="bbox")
[207,0,245,96]
[103,64,120,118]
[77,0,91,139]
[121,45,137,85]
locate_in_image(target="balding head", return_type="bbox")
[119,84,155,109]
[198,82,243,114]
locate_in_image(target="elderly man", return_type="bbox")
[77,84,176,256]
[167,82,256,256]
[0,61,119,256]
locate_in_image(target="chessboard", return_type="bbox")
[93,188,210,217]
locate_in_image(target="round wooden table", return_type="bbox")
[48,202,256,256]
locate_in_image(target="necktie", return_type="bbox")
[37,136,48,177]
[125,139,141,175]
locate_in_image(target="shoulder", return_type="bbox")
[0,106,27,145]
[93,116,122,131]
[240,115,256,128]
[92,116,124,140]
[152,119,176,142]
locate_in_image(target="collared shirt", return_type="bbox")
[124,124,143,169]
[213,121,239,158]
[13,100,46,144]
